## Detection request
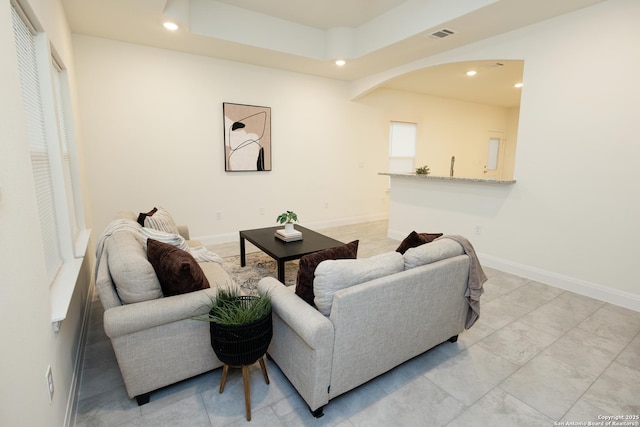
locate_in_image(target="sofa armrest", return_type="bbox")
[258,277,334,412]
[95,247,123,310]
[104,287,218,338]
[258,277,333,349]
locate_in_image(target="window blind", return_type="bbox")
[12,5,63,282]
[389,121,417,173]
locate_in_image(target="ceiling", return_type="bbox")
[61,0,605,107]
[384,60,525,108]
[216,0,409,29]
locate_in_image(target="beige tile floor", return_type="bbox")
[73,221,640,426]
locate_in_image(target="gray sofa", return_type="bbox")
[95,212,238,404]
[257,237,482,417]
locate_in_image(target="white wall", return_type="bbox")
[503,107,519,180]
[0,0,92,426]
[386,0,640,309]
[72,35,390,242]
[2,1,636,425]
[357,88,514,179]
[73,0,640,310]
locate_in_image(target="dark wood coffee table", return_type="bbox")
[239,225,344,282]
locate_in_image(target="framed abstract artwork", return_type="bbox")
[223,102,272,171]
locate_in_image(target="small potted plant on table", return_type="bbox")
[276,210,298,233]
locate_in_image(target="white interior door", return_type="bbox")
[484,132,504,179]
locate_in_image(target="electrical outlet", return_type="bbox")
[475,225,482,235]
[46,365,54,403]
[259,207,265,216]
[216,211,222,220]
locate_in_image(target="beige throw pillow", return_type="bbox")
[143,207,179,235]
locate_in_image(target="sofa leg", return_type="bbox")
[135,393,151,406]
[448,335,459,343]
[310,406,325,418]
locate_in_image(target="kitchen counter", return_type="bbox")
[379,172,516,185]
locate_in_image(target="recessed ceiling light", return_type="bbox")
[163,21,179,31]
[335,59,346,66]
[514,82,523,88]
[466,70,477,76]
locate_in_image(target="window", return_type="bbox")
[13,4,63,282]
[52,59,82,243]
[12,3,84,284]
[389,121,417,174]
[12,1,88,329]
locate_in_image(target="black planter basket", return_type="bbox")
[209,297,273,366]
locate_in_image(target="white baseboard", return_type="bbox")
[388,228,640,312]
[197,231,239,246]
[305,212,388,231]
[196,213,389,246]
[64,282,95,427]
[479,253,640,313]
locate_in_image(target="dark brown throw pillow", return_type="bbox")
[395,231,443,254]
[146,238,209,296]
[137,207,158,226]
[295,240,359,306]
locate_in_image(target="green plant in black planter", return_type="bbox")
[198,288,271,325]
[196,288,272,366]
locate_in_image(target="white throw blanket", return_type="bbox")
[139,226,224,264]
[141,226,189,251]
[95,219,223,280]
[188,245,224,264]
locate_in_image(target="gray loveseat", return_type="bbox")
[257,237,484,417]
[95,211,237,404]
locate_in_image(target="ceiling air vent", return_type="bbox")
[427,28,455,39]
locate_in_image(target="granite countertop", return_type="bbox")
[378,172,516,185]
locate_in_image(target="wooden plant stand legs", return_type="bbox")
[219,356,270,421]
[258,357,270,384]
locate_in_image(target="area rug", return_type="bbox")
[222,252,298,295]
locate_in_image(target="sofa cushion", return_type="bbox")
[295,240,359,306]
[106,231,163,304]
[143,207,180,235]
[314,251,404,316]
[403,238,464,270]
[395,231,443,254]
[199,262,237,291]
